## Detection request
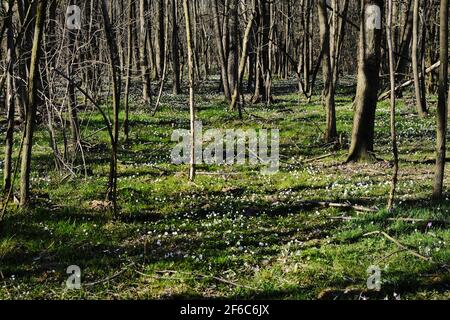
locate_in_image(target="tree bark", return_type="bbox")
[229,4,255,117]
[212,0,231,101]
[432,0,448,200]
[317,0,337,143]
[3,0,16,193]
[100,0,122,214]
[386,0,399,211]
[124,0,135,142]
[183,0,196,181]
[171,0,181,94]
[139,0,152,102]
[227,0,239,99]
[412,0,427,116]
[20,0,47,206]
[347,0,383,162]
[67,0,81,155]
[156,0,165,78]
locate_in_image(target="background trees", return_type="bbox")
[0,0,449,208]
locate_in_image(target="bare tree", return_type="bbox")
[317,0,337,143]
[432,0,448,200]
[412,0,427,116]
[124,0,135,142]
[139,0,152,102]
[171,0,181,94]
[3,0,16,193]
[387,0,399,211]
[183,0,196,181]
[347,0,383,162]
[100,0,122,213]
[20,0,48,206]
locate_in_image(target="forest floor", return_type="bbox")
[0,79,449,300]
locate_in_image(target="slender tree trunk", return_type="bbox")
[156,0,165,78]
[100,0,122,214]
[139,0,152,102]
[432,0,448,200]
[212,0,231,101]
[183,0,196,181]
[395,0,413,88]
[229,5,255,117]
[317,0,337,143]
[387,0,399,211]
[124,0,135,142]
[227,0,239,100]
[3,0,16,193]
[419,0,428,111]
[171,0,181,94]
[67,0,81,156]
[20,0,47,207]
[412,0,427,117]
[331,0,349,89]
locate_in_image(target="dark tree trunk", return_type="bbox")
[432,0,448,200]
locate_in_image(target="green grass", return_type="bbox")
[0,81,448,300]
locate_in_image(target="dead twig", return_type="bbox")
[303,153,335,164]
[304,201,378,213]
[329,216,450,225]
[140,269,258,291]
[197,172,241,176]
[84,263,135,287]
[364,231,431,261]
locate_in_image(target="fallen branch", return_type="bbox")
[303,153,335,164]
[329,216,450,225]
[303,201,378,213]
[379,61,441,100]
[377,249,407,264]
[144,269,258,291]
[364,231,431,261]
[84,263,135,287]
[197,171,241,176]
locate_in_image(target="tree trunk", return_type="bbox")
[183,0,196,181]
[124,0,135,142]
[412,0,427,116]
[212,0,231,101]
[156,0,165,78]
[386,0,399,211]
[395,0,413,88]
[100,0,122,214]
[67,0,81,156]
[227,0,239,100]
[20,0,47,207]
[347,0,383,162]
[171,0,181,94]
[229,4,255,117]
[317,0,337,143]
[139,0,152,102]
[432,0,448,200]
[3,0,16,193]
